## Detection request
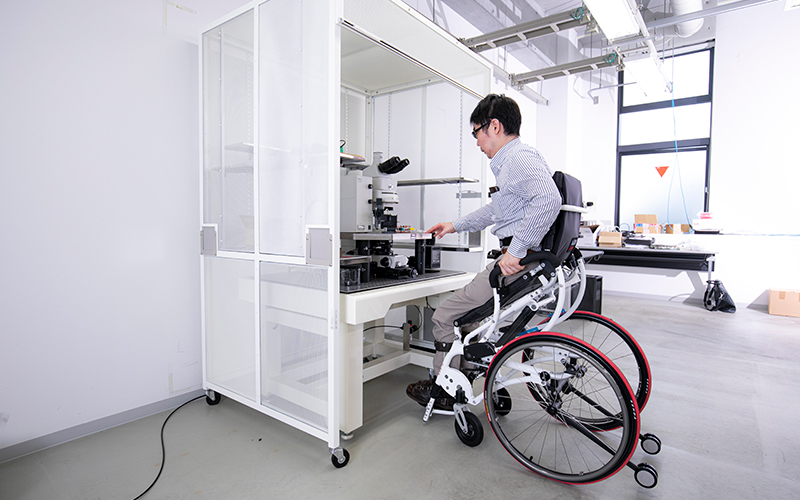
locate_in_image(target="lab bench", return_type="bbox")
[339,271,475,435]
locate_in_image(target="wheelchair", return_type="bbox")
[420,172,661,488]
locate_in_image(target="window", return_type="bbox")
[615,47,714,230]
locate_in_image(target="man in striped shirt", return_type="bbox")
[406,94,562,410]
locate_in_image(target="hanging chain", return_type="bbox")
[458,91,464,223]
[345,92,349,150]
[247,51,254,215]
[387,93,392,156]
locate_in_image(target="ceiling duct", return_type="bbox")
[671,0,705,37]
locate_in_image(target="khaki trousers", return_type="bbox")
[430,256,538,374]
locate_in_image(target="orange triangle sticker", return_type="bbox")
[656,166,669,177]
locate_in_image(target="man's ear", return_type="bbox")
[491,118,505,136]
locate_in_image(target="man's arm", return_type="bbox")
[426,221,455,239]
[452,203,495,233]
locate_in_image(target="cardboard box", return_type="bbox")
[598,231,623,248]
[666,224,691,234]
[768,289,800,318]
[634,214,660,234]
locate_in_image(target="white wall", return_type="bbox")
[539,2,800,307]
[712,2,800,234]
[0,0,249,459]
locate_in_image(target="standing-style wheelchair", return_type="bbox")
[419,172,661,488]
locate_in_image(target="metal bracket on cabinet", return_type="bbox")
[306,227,333,266]
[200,225,218,256]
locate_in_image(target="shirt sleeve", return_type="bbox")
[452,202,495,233]
[506,158,562,259]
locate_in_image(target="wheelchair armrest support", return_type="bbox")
[489,251,560,288]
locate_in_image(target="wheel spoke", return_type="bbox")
[484,334,639,484]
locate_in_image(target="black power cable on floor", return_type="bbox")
[131,394,206,500]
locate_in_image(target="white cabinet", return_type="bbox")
[200,0,490,463]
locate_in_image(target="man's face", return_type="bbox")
[472,119,498,159]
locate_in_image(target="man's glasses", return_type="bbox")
[471,121,491,139]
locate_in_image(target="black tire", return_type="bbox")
[530,311,651,414]
[640,433,662,455]
[331,449,350,468]
[205,390,222,406]
[634,462,658,488]
[455,411,484,447]
[484,332,639,484]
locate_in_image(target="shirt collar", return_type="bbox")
[490,137,520,174]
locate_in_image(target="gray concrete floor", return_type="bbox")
[2,295,800,500]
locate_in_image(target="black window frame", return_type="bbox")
[614,46,715,228]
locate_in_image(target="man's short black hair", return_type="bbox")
[470,94,521,136]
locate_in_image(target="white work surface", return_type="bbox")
[338,272,475,434]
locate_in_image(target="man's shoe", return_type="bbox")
[405,379,455,411]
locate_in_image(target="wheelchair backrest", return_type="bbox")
[540,171,582,264]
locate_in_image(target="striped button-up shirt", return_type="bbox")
[453,138,561,259]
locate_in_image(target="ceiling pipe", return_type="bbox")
[671,0,704,37]
[646,0,779,32]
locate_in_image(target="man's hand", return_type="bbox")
[498,252,524,276]
[426,222,455,239]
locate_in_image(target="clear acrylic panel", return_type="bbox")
[618,150,707,230]
[619,102,711,146]
[371,85,483,247]
[340,89,366,159]
[623,50,711,107]
[202,10,255,252]
[259,0,332,256]
[259,263,329,431]
[204,257,256,401]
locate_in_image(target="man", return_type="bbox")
[406,93,562,410]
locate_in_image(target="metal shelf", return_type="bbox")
[397,177,479,186]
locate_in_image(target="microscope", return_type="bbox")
[340,152,440,288]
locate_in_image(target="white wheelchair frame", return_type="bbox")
[423,205,589,430]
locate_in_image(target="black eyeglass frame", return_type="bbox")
[471,121,492,139]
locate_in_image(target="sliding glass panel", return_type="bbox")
[258,0,330,257]
[260,263,329,431]
[202,11,255,252]
[204,257,256,402]
[257,0,336,441]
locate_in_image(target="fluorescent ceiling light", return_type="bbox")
[623,51,671,97]
[583,0,641,41]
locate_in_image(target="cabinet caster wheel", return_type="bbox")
[634,462,658,489]
[331,449,350,468]
[641,433,661,455]
[205,390,222,406]
[455,412,483,447]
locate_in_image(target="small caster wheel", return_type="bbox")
[455,412,483,447]
[641,433,661,455]
[331,449,350,468]
[493,388,512,417]
[205,390,222,406]
[634,462,658,489]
